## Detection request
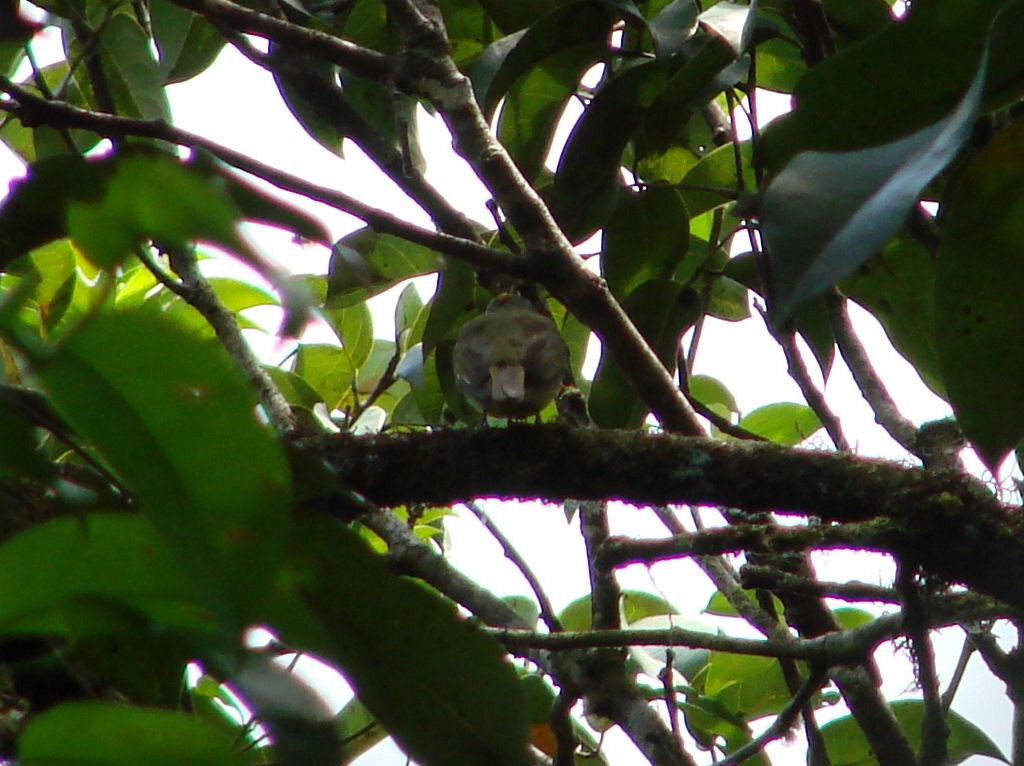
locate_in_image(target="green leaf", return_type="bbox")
[57,148,242,268]
[324,300,374,368]
[601,184,690,298]
[760,0,1024,169]
[497,44,599,182]
[648,0,700,57]
[687,374,738,415]
[821,699,1009,765]
[841,234,944,398]
[761,54,985,324]
[935,117,1024,468]
[738,402,822,445]
[704,651,793,720]
[589,280,700,428]
[90,13,171,121]
[150,0,225,83]
[286,515,531,766]
[327,228,440,307]
[679,141,751,217]
[473,2,610,116]
[295,344,355,410]
[24,308,290,633]
[20,701,251,766]
[0,513,209,637]
[549,58,675,242]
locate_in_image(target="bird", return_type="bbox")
[453,293,570,419]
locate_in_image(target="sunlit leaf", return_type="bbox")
[20,701,251,766]
[821,699,1009,765]
[737,402,822,445]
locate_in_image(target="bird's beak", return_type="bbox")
[490,363,525,402]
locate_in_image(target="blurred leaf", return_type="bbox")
[477,0,554,34]
[821,699,1008,765]
[602,184,690,299]
[22,308,290,633]
[422,258,478,355]
[335,696,386,763]
[286,515,531,766]
[589,280,700,428]
[738,402,821,445]
[706,276,749,321]
[622,590,678,624]
[935,117,1024,468]
[20,701,251,766]
[0,513,209,638]
[295,344,355,410]
[324,300,374,368]
[761,55,985,324]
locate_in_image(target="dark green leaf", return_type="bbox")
[549,59,674,242]
[589,280,699,428]
[761,55,985,324]
[842,234,944,398]
[473,2,610,117]
[601,184,690,298]
[935,118,1024,468]
[760,0,1023,169]
[286,515,531,766]
[24,308,290,633]
[649,0,700,57]
[150,0,224,83]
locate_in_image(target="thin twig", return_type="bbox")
[464,500,563,632]
[825,291,917,452]
[161,247,298,434]
[488,613,900,664]
[0,77,526,277]
[716,665,830,766]
[896,565,948,765]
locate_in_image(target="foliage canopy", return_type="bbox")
[0,0,1023,764]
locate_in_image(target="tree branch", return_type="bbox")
[168,0,393,79]
[0,78,525,277]
[312,426,1024,611]
[382,0,705,436]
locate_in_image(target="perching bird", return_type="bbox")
[453,293,570,419]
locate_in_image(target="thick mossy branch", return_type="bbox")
[312,424,1024,609]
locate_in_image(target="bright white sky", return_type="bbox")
[4,21,1014,765]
